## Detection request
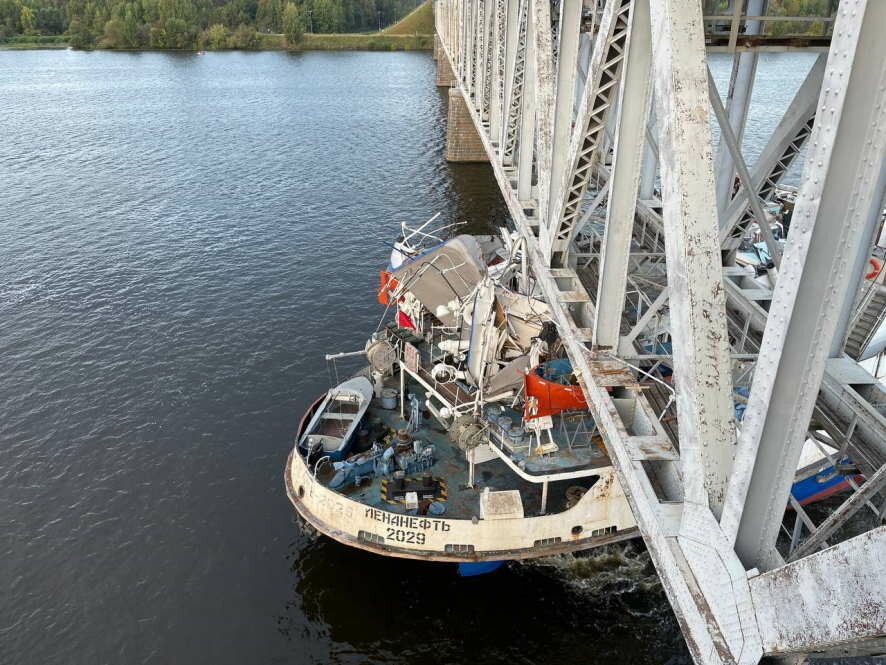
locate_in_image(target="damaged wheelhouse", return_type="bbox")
[285,217,640,563]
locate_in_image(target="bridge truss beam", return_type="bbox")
[433,0,886,661]
[723,0,886,570]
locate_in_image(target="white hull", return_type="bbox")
[285,397,638,563]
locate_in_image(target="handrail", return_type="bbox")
[702,15,835,23]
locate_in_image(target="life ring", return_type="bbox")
[865,257,881,280]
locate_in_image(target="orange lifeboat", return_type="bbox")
[377,270,401,306]
[524,359,588,420]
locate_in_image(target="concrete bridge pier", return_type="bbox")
[445,88,489,162]
[435,38,456,87]
[435,40,487,163]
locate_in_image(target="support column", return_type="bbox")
[488,0,503,141]
[445,88,490,162]
[593,0,652,349]
[547,0,582,227]
[638,100,657,200]
[723,0,886,570]
[713,0,764,214]
[531,0,556,254]
[650,0,736,517]
[517,10,536,201]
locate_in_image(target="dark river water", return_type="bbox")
[1,49,817,665]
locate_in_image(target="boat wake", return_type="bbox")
[292,512,320,542]
[521,541,664,611]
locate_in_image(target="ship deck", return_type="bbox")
[307,372,613,521]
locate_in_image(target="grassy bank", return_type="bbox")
[3,32,431,51]
[288,33,431,50]
[0,34,68,49]
[382,0,434,35]
[0,42,69,49]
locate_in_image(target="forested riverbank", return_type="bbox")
[0,0,431,50]
[1,0,834,52]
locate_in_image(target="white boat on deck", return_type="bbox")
[298,376,373,462]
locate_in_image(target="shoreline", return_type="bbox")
[1,33,432,52]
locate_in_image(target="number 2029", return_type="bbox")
[386,528,425,545]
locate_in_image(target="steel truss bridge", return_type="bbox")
[432,0,885,662]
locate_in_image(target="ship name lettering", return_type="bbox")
[364,508,449,532]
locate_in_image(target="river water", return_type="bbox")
[1,49,818,665]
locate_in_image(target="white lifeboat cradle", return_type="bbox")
[286,217,640,564]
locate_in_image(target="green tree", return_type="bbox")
[282,1,302,44]
[164,16,196,48]
[205,22,226,48]
[67,15,94,47]
[123,6,140,46]
[0,0,424,45]
[102,16,125,46]
[256,0,282,32]
[227,22,257,48]
[20,5,35,33]
[312,0,340,32]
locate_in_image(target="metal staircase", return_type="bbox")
[845,272,886,361]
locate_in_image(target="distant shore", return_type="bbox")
[0,32,432,52]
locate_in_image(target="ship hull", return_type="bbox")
[284,395,639,563]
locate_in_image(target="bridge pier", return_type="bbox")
[435,39,456,87]
[445,88,489,163]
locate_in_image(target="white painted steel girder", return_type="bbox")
[592,0,651,350]
[713,0,764,214]
[432,0,886,659]
[548,0,632,264]
[531,0,557,253]
[517,4,536,201]
[547,0,582,230]
[475,0,490,115]
[471,0,483,100]
[749,527,886,658]
[638,99,657,201]
[720,54,826,249]
[489,0,505,138]
[649,0,736,518]
[499,0,520,150]
[435,10,764,665]
[723,0,886,571]
[502,0,527,162]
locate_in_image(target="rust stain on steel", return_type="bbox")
[749,527,886,655]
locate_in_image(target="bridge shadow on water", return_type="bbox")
[280,526,691,665]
